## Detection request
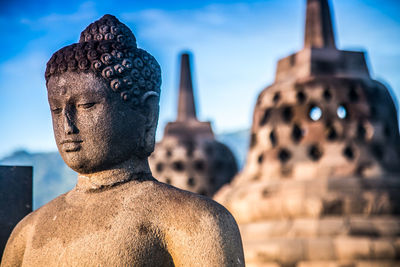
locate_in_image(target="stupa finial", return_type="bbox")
[177,53,197,121]
[304,0,336,48]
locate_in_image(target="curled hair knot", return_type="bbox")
[45,14,161,109]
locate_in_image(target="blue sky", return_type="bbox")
[1,0,400,158]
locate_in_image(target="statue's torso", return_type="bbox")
[3,178,244,267]
[19,180,176,267]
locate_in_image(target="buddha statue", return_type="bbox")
[1,15,244,266]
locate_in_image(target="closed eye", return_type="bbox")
[77,103,96,109]
[51,107,62,114]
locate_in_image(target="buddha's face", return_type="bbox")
[47,71,147,174]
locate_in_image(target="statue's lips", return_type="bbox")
[60,140,83,152]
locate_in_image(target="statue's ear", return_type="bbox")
[141,91,160,156]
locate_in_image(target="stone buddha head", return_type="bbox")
[45,14,161,174]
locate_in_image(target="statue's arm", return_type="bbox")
[166,200,245,266]
[1,219,29,267]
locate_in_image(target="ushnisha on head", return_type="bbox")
[45,15,162,174]
[45,14,161,108]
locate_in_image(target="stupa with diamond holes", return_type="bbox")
[215,0,400,266]
[150,53,237,197]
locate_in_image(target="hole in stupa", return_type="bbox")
[260,108,271,126]
[194,160,205,172]
[282,106,293,123]
[296,90,306,103]
[337,105,348,119]
[173,161,184,171]
[343,145,355,160]
[309,104,322,121]
[273,91,281,103]
[326,124,338,141]
[323,87,332,101]
[371,144,383,160]
[187,177,195,187]
[291,123,303,143]
[258,154,264,164]
[308,144,323,161]
[270,130,277,147]
[349,85,359,102]
[357,123,367,141]
[156,163,164,172]
[278,148,291,163]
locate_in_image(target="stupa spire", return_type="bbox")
[304,0,336,48]
[177,53,197,121]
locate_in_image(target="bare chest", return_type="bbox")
[21,199,173,266]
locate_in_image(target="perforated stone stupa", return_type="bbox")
[150,53,237,197]
[215,0,400,266]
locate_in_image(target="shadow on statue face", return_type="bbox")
[47,71,148,174]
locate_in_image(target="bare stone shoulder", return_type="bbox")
[1,192,67,267]
[5,190,70,243]
[134,180,245,266]
[3,209,34,253]
[136,179,238,224]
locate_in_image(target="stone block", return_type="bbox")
[371,217,400,236]
[279,239,305,265]
[305,197,323,218]
[355,261,400,267]
[348,217,378,236]
[0,166,32,259]
[246,262,281,267]
[239,220,291,241]
[297,261,347,267]
[283,192,305,218]
[394,238,400,258]
[317,217,346,236]
[243,239,281,263]
[289,219,318,237]
[335,237,371,260]
[305,238,335,261]
[371,239,396,259]
[243,238,305,265]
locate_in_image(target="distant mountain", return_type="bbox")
[216,129,249,169]
[0,129,249,209]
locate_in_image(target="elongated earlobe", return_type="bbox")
[141,91,159,105]
[142,94,160,157]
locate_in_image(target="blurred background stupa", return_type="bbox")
[150,53,238,197]
[215,0,400,266]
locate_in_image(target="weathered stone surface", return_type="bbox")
[0,166,32,260]
[305,238,335,261]
[247,263,281,267]
[1,15,244,266]
[335,237,371,260]
[214,0,400,266]
[298,261,400,267]
[297,262,348,267]
[149,53,237,197]
[371,239,396,259]
[355,261,400,267]
[244,236,400,264]
[317,217,345,236]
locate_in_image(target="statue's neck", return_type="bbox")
[75,158,154,192]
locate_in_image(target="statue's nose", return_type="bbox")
[63,109,78,135]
